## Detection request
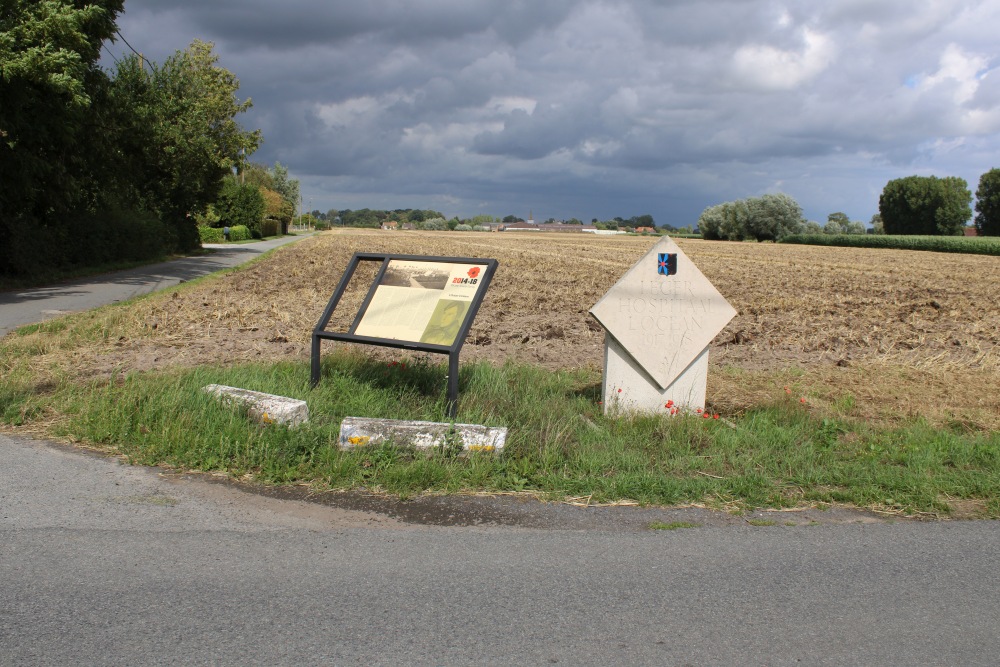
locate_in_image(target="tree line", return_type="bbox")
[1,2,268,277]
[697,171,1000,242]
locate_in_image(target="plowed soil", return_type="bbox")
[17,229,1000,429]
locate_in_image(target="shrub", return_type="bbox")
[454,224,473,231]
[314,220,331,231]
[780,234,1000,256]
[199,227,225,243]
[228,225,252,242]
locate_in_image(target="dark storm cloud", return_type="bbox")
[107,0,1000,224]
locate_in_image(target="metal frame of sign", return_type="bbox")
[310,252,499,417]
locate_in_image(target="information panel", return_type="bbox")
[352,260,488,346]
[310,253,498,417]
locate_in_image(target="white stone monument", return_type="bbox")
[589,236,737,415]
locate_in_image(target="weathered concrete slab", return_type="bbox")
[203,385,309,427]
[338,417,506,453]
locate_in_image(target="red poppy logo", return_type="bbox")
[468,267,481,279]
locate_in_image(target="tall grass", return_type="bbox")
[4,350,997,515]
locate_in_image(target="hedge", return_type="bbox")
[228,225,252,242]
[199,227,224,243]
[779,234,1000,256]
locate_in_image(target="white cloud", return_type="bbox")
[917,43,990,104]
[732,28,835,90]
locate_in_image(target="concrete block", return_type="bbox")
[338,417,506,453]
[203,384,309,427]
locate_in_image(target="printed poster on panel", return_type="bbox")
[353,261,487,346]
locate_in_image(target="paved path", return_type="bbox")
[0,234,313,338]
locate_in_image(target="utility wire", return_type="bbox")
[101,42,121,66]
[114,30,150,71]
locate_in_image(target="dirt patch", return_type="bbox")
[8,229,999,429]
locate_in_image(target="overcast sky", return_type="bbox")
[103,0,1000,226]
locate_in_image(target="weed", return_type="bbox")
[747,518,777,527]
[648,521,699,531]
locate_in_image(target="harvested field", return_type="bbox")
[10,229,1000,429]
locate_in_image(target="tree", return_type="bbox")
[803,220,823,234]
[216,177,265,233]
[870,213,884,234]
[825,212,850,234]
[1,0,125,273]
[974,168,1000,236]
[109,40,261,251]
[747,193,804,240]
[698,193,803,241]
[270,162,299,211]
[879,175,971,235]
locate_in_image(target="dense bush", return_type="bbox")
[780,234,1000,256]
[314,220,331,230]
[260,219,279,237]
[1,207,172,277]
[199,227,225,243]
[228,225,252,242]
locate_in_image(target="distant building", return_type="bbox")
[964,227,979,237]
[501,221,599,233]
[501,221,542,231]
[381,221,398,230]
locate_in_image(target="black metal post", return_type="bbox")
[446,352,460,418]
[310,334,322,387]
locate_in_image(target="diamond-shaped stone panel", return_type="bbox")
[589,237,737,390]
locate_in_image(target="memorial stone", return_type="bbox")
[589,236,736,415]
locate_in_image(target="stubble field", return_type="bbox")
[13,229,1000,430]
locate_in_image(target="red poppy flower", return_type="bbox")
[468,267,481,278]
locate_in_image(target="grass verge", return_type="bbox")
[2,349,998,516]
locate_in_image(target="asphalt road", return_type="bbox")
[0,234,311,338]
[3,235,1000,665]
[3,434,1000,666]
